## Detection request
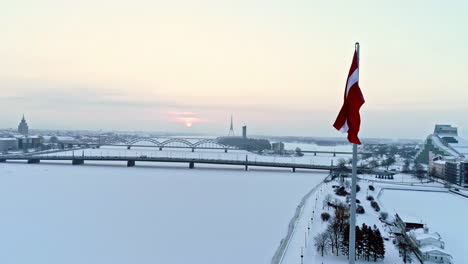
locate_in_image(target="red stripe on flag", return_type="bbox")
[333,50,365,144]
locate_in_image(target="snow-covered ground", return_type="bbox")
[280,172,462,264]
[0,162,326,264]
[281,177,403,264]
[380,189,468,263]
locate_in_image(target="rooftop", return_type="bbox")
[420,245,451,256]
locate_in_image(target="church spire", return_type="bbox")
[228,114,235,136]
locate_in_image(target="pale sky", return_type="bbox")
[2,0,468,139]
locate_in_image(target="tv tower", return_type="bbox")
[228,114,235,136]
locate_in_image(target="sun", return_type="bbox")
[186,122,192,127]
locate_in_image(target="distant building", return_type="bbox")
[415,124,468,164]
[18,115,29,136]
[0,138,19,151]
[434,124,458,135]
[428,151,447,179]
[444,161,468,187]
[271,142,285,154]
[242,126,247,139]
[16,135,43,149]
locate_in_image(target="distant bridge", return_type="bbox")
[0,154,372,173]
[300,150,373,156]
[300,150,353,156]
[74,138,237,152]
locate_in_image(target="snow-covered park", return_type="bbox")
[380,189,468,263]
[0,162,326,264]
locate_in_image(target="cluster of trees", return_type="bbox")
[217,137,271,151]
[315,201,385,261]
[362,144,419,160]
[314,203,350,257]
[365,155,396,170]
[343,224,386,261]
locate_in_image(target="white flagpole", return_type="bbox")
[348,42,360,264]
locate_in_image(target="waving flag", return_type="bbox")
[333,48,365,144]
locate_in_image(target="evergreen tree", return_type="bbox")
[368,225,378,261]
[356,226,364,258]
[340,223,350,257]
[375,228,386,261]
[361,224,371,261]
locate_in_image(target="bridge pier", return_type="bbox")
[224,148,228,153]
[191,148,195,152]
[245,155,248,171]
[27,159,40,164]
[159,147,163,151]
[96,145,100,149]
[127,160,135,167]
[127,146,131,150]
[292,167,296,173]
[72,159,84,165]
[189,161,195,169]
[314,152,317,156]
[333,152,336,157]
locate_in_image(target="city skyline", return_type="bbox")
[2,0,468,139]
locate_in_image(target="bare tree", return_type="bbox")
[323,194,333,209]
[314,232,330,257]
[345,180,351,189]
[327,218,341,256]
[397,237,412,263]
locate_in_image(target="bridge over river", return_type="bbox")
[0,154,373,173]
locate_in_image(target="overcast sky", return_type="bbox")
[2,0,468,139]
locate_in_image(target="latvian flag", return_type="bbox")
[333,48,365,144]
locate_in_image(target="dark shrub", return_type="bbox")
[356,184,361,193]
[371,201,380,212]
[368,185,375,191]
[321,212,331,221]
[356,205,365,214]
[335,186,349,196]
[366,195,374,201]
[380,212,388,220]
[356,199,361,204]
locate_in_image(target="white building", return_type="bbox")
[420,245,452,264]
[408,229,444,249]
[408,228,452,264]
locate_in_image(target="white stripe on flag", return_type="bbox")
[339,120,349,133]
[345,69,359,97]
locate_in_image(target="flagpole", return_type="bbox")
[348,42,359,264]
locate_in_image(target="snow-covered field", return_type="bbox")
[380,189,468,263]
[0,162,326,264]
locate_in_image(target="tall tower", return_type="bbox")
[228,114,235,136]
[18,114,29,136]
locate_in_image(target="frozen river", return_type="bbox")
[0,163,326,264]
